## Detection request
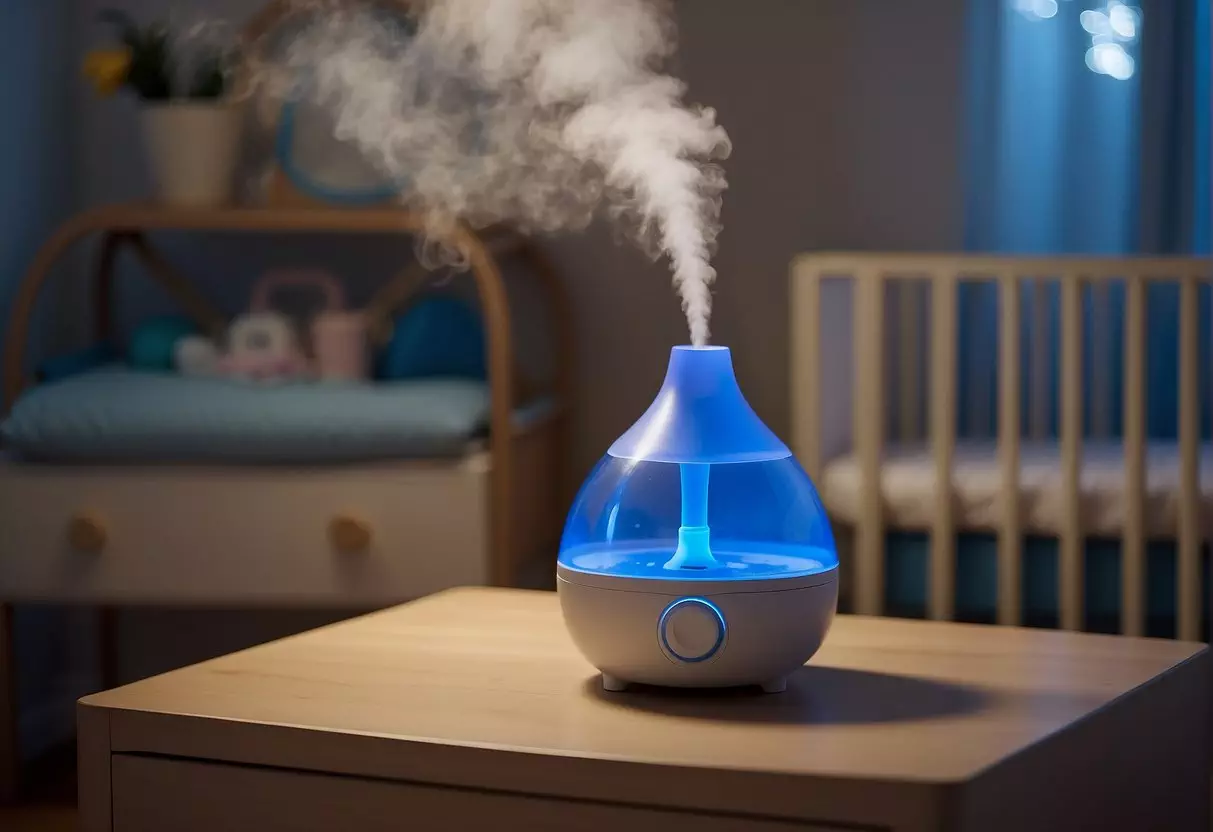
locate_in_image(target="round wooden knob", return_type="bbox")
[329,515,372,553]
[68,513,107,553]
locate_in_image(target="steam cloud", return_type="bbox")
[255,0,730,345]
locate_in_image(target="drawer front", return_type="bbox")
[0,459,489,605]
[111,755,858,832]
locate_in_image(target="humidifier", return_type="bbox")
[557,345,839,693]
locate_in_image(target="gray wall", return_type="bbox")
[14,0,968,737]
[547,0,967,481]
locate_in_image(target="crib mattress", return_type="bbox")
[821,439,1213,538]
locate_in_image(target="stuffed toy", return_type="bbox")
[174,270,367,384]
[175,311,310,383]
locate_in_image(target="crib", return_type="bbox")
[790,253,1212,641]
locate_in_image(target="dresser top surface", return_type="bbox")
[83,587,1206,790]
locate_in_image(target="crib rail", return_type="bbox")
[790,254,1212,640]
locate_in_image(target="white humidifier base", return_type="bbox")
[557,565,838,692]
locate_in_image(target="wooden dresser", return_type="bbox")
[78,588,1211,831]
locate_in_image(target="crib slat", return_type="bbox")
[1060,275,1084,631]
[930,273,957,621]
[854,268,885,616]
[1090,282,1112,440]
[1122,275,1147,637]
[1177,275,1201,642]
[791,262,822,483]
[1030,278,1051,441]
[998,273,1022,626]
[897,282,923,442]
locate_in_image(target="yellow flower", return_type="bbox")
[83,48,132,96]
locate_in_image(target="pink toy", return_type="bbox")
[250,270,370,382]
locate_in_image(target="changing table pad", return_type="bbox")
[1,367,499,464]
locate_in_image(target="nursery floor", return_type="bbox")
[1,743,77,831]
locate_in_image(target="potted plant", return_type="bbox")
[84,10,242,207]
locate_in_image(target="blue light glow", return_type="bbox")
[558,346,838,583]
[561,542,835,581]
[658,597,726,663]
[664,463,717,570]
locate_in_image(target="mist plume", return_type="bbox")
[257,0,730,344]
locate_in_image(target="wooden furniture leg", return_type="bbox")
[92,232,126,345]
[77,696,112,832]
[454,226,515,587]
[0,603,19,804]
[125,234,226,338]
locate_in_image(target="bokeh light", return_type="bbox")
[1020,1,1141,81]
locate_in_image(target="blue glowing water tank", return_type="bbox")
[559,346,837,583]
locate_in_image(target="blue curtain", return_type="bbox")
[965,2,1140,255]
[0,0,82,760]
[963,0,1211,441]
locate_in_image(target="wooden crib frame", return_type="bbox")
[791,253,1211,641]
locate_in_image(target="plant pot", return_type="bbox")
[141,102,242,207]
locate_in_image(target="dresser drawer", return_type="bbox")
[111,755,861,832]
[0,457,489,605]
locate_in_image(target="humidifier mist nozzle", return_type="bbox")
[606,346,792,465]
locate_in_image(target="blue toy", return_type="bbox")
[128,316,199,372]
[556,346,839,693]
[377,295,486,381]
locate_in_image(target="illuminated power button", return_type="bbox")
[658,597,726,663]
